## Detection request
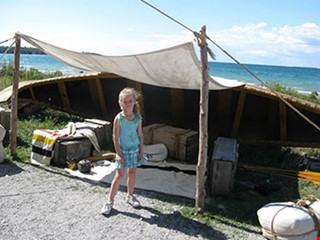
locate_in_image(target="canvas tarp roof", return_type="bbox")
[17,33,244,90]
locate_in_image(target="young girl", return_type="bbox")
[101,88,148,215]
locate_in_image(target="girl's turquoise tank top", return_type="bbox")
[117,112,141,148]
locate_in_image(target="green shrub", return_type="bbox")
[267,81,320,105]
[0,62,63,90]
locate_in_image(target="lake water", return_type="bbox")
[1,54,320,93]
[209,62,320,94]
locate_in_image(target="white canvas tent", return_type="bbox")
[17,33,244,90]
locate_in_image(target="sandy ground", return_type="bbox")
[0,162,265,240]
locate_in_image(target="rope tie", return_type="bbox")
[0,37,14,45]
[270,203,292,239]
[0,40,16,62]
[295,195,320,236]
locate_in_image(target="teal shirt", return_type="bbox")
[117,112,141,148]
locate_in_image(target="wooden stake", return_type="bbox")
[195,26,209,213]
[10,34,21,155]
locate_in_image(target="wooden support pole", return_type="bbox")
[195,26,209,213]
[170,88,184,126]
[94,78,108,118]
[57,82,71,110]
[10,34,21,155]
[231,90,246,138]
[279,101,287,141]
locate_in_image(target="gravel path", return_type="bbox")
[0,162,264,240]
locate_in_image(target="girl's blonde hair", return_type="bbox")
[118,87,141,114]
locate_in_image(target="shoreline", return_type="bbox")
[1,54,319,94]
[211,75,319,96]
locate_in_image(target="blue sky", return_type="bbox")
[1,0,320,68]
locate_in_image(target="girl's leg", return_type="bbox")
[126,167,140,207]
[108,168,125,201]
[127,167,137,195]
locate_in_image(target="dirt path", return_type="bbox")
[0,162,264,240]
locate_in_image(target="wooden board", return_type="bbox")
[209,137,238,196]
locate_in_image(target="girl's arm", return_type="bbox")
[113,116,124,164]
[137,120,144,162]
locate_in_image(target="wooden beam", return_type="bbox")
[231,90,246,138]
[237,139,320,148]
[57,82,71,110]
[10,34,21,155]
[29,87,36,100]
[86,78,108,118]
[218,90,232,136]
[94,79,107,118]
[279,101,287,141]
[170,88,184,126]
[267,100,278,139]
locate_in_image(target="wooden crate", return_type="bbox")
[209,137,238,196]
[143,124,198,163]
[143,124,165,145]
[51,119,112,167]
[52,138,92,167]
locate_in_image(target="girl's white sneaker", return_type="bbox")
[101,201,113,215]
[126,195,140,208]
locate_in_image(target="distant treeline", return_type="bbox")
[0,46,45,55]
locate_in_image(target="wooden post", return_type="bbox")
[10,34,21,155]
[195,26,209,213]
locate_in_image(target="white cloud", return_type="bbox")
[208,22,320,67]
[3,22,320,68]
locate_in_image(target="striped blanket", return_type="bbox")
[31,129,65,165]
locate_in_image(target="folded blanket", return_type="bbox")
[64,122,101,153]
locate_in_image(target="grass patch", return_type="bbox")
[3,109,83,163]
